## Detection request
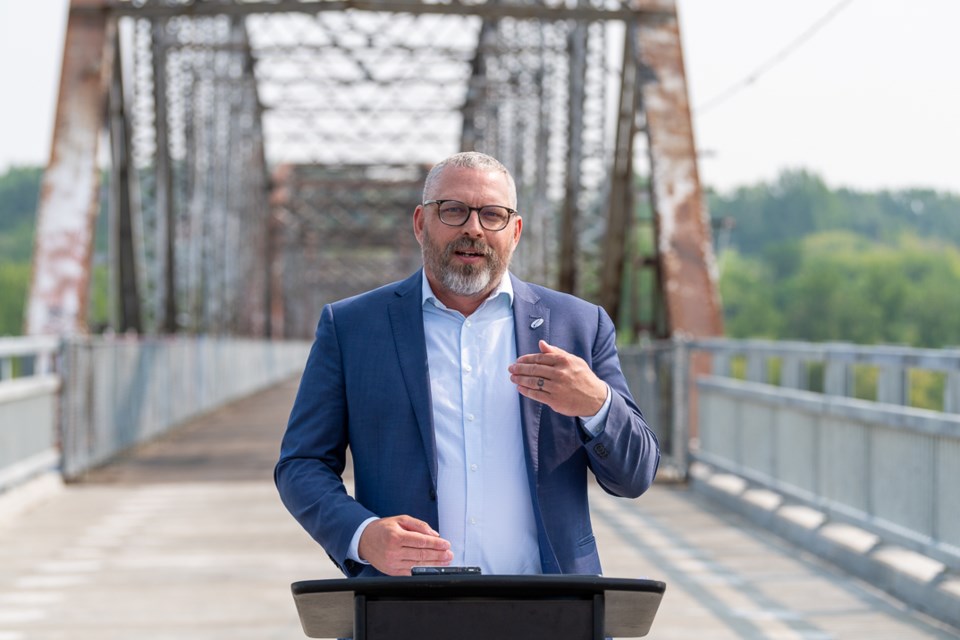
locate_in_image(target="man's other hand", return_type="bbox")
[358,515,454,576]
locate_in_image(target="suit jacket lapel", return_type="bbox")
[511,274,549,479]
[388,270,438,490]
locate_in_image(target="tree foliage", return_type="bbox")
[0,166,43,233]
[711,173,960,348]
[0,262,31,336]
[0,167,43,335]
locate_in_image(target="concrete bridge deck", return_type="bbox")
[0,380,957,639]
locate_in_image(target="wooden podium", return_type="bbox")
[291,575,666,639]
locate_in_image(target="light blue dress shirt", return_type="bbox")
[347,272,611,573]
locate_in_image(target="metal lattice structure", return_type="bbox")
[130,15,271,335]
[27,0,723,343]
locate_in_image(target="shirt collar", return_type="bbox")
[421,270,514,311]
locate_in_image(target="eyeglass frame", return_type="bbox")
[422,199,518,232]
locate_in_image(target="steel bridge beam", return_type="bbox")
[82,0,674,22]
[107,25,143,333]
[26,0,113,336]
[599,24,641,328]
[638,9,722,339]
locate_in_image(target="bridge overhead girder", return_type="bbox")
[28,0,722,342]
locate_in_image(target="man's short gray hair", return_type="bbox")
[422,152,517,207]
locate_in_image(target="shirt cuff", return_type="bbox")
[347,516,380,564]
[579,383,612,437]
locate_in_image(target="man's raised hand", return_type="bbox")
[509,340,607,417]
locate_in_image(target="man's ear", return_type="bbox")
[512,215,523,245]
[413,205,425,245]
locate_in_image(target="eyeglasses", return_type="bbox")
[423,200,517,232]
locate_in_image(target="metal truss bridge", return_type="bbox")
[26,0,722,344]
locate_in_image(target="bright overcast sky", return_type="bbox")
[678,0,960,194]
[1,0,958,195]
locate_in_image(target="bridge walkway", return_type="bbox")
[0,380,956,639]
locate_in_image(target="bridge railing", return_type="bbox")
[689,338,960,572]
[0,335,311,489]
[0,336,61,493]
[59,336,311,478]
[619,341,688,478]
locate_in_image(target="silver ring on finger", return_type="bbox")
[537,377,545,389]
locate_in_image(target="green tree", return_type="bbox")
[0,166,43,233]
[0,166,42,335]
[718,250,783,338]
[897,237,960,347]
[710,168,960,350]
[0,220,36,263]
[0,262,30,335]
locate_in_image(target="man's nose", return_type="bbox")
[460,209,486,236]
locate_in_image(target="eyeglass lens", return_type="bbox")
[438,201,512,230]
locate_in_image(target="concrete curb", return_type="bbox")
[689,462,960,632]
[0,471,64,527]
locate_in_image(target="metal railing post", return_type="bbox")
[671,336,690,477]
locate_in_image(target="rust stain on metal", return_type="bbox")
[637,5,723,340]
[26,0,112,336]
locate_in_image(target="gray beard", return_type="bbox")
[439,263,493,297]
[422,233,508,298]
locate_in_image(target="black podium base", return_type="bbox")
[357,593,602,640]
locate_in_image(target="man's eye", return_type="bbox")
[442,204,468,215]
[481,209,508,221]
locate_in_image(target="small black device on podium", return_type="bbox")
[411,566,481,575]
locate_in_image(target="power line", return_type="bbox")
[695,0,855,115]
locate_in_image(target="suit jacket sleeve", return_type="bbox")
[274,303,377,575]
[580,305,660,498]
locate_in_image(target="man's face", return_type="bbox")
[414,166,522,300]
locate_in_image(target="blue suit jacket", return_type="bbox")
[275,270,659,577]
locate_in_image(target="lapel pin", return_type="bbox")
[530,318,544,329]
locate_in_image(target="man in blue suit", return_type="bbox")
[276,152,659,577]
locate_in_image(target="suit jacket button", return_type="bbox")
[429,488,437,501]
[593,443,609,458]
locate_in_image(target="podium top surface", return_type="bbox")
[292,575,666,638]
[293,574,665,597]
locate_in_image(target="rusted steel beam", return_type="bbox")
[26,0,113,336]
[636,2,723,340]
[88,0,674,22]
